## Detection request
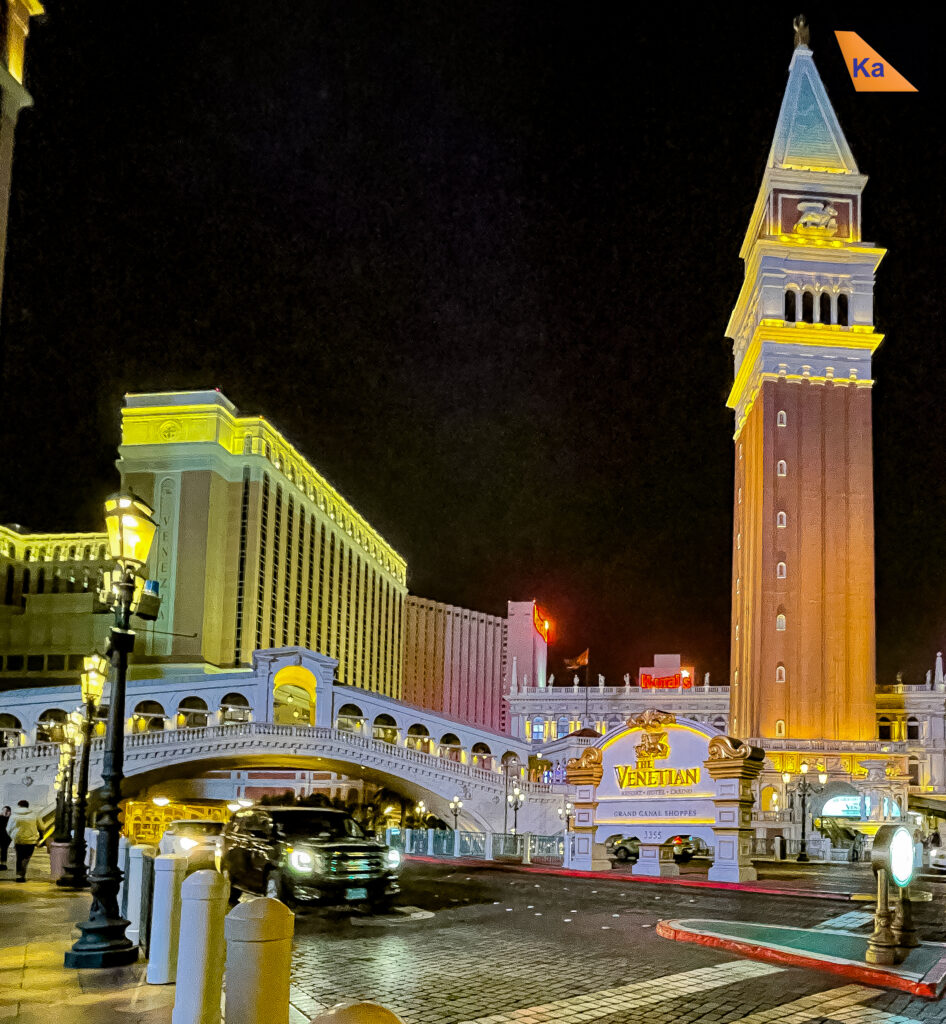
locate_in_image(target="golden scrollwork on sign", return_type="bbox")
[706,735,765,762]
[625,709,676,732]
[635,731,670,761]
[565,745,603,787]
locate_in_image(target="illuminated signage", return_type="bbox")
[615,764,701,788]
[640,671,693,689]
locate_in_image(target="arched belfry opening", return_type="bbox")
[273,665,317,726]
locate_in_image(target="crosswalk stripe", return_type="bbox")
[456,960,782,1024]
[811,910,874,931]
[726,983,922,1024]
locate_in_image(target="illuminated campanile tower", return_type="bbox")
[728,29,885,742]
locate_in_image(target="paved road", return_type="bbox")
[288,861,946,1023]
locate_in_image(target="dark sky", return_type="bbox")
[1,5,944,686]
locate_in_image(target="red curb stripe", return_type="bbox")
[655,920,942,999]
[404,855,852,901]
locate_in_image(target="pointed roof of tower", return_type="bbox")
[767,44,858,174]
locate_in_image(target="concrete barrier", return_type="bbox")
[147,853,187,985]
[172,870,228,1024]
[310,1004,406,1022]
[224,897,294,1024]
[126,843,158,946]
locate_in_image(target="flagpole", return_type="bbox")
[584,660,589,725]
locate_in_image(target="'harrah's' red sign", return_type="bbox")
[640,672,692,690]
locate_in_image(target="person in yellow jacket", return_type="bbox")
[6,800,40,882]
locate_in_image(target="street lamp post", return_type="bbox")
[507,783,525,835]
[65,493,158,969]
[58,655,107,890]
[448,795,463,830]
[782,762,828,863]
[557,800,574,833]
[415,800,427,828]
[53,739,75,844]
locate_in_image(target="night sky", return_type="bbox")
[1,5,944,687]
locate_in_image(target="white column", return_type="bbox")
[426,829,435,856]
[172,870,228,1024]
[484,832,494,860]
[147,853,188,985]
[453,829,461,857]
[126,843,158,946]
[224,898,294,1024]
[522,834,532,865]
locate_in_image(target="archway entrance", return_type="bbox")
[273,666,317,726]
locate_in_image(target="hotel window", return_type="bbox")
[776,460,787,477]
[294,509,305,645]
[360,561,369,685]
[369,569,377,686]
[305,518,315,649]
[801,290,814,323]
[334,541,345,660]
[907,716,920,741]
[908,757,920,785]
[353,557,362,686]
[271,486,282,643]
[738,487,742,504]
[316,524,326,652]
[777,511,787,528]
[837,293,849,326]
[819,292,831,324]
[282,499,294,645]
[775,719,785,737]
[775,664,786,683]
[777,410,787,427]
[326,533,336,656]
[234,468,251,664]
[736,577,740,594]
[776,561,787,579]
[784,290,796,322]
[344,549,353,682]
[878,717,892,741]
[737,532,741,550]
[776,613,786,631]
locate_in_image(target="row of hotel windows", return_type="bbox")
[242,474,403,695]
[239,434,402,581]
[3,565,96,604]
[784,289,849,325]
[3,542,107,563]
[0,652,87,673]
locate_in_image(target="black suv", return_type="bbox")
[217,806,401,910]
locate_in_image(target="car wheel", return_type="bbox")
[614,846,631,862]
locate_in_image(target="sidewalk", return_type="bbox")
[0,850,175,1023]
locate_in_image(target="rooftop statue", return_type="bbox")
[793,13,810,49]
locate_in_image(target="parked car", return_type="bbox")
[159,819,224,871]
[216,806,400,910]
[606,836,639,863]
[606,834,708,864]
[928,845,946,872]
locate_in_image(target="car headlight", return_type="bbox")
[178,838,199,851]
[386,848,401,869]
[289,848,320,872]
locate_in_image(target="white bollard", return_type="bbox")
[522,833,532,865]
[426,829,435,856]
[453,830,461,857]
[404,828,412,854]
[147,853,188,985]
[126,843,158,946]
[310,1003,405,1022]
[224,897,294,1024]
[484,832,494,860]
[172,870,229,1024]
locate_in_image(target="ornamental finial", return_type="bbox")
[793,14,810,49]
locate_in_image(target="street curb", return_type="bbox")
[656,918,946,999]
[403,855,853,901]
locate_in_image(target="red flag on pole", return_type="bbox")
[564,649,589,670]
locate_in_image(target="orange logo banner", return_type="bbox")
[835,31,917,92]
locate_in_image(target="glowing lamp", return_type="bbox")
[782,771,791,784]
[81,653,108,704]
[800,761,809,775]
[152,796,170,807]
[818,771,828,785]
[104,493,158,571]
[226,802,241,812]
[871,823,915,888]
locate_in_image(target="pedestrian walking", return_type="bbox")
[7,800,40,882]
[0,806,10,869]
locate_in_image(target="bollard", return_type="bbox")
[224,897,294,1024]
[522,833,532,865]
[426,829,435,856]
[172,870,229,1024]
[147,853,188,984]
[453,829,461,857]
[404,828,412,855]
[126,843,158,946]
[310,1003,406,1022]
[118,836,130,917]
[484,831,494,860]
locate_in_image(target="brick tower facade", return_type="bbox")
[728,39,885,743]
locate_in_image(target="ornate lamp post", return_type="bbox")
[58,655,107,889]
[557,800,574,833]
[415,800,427,828]
[448,795,463,830]
[52,739,75,844]
[782,761,828,862]
[65,493,158,969]
[507,783,525,835]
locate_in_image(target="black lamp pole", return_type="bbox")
[58,697,96,890]
[65,570,137,967]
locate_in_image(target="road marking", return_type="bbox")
[456,960,782,1024]
[725,983,922,1024]
[812,910,874,931]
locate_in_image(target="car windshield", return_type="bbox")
[172,821,223,837]
[270,811,365,839]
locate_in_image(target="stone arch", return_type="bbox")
[760,784,779,812]
[0,712,24,745]
[372,713,398,744]
[220,692,251,725]
[177,696,209,728]
[336,703,365,732]
[406,723,431,753]
[36,708,69,742]
[439,732,464,762]
[273,666,317,726]
[471,741,492,770]
[814,780,859,819]
[133,700,166,733]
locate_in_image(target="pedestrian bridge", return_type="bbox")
[0,648,564,832]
